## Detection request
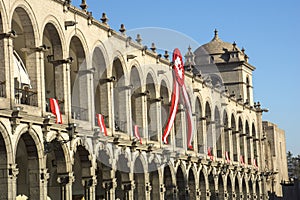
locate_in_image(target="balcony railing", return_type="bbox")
[71,106,88,121]
[0,81,5,98]
[114,119,127,133]
[15,87,38,106]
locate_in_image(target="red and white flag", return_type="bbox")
[49,98,62,124]
[96,114,107,136]
[225,151,230,163]
[253,158,258,169]
[240,155,245,165]
[134,125,142,144]
[207,147,214,161]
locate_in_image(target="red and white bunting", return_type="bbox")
[49,98,62,124]
[134,125,142,144]
[253,158,258,169]
[96,114,107,136]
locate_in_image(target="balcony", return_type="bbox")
[71,106,88,121]
[15,87,37,106]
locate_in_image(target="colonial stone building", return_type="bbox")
[0,0,288,199]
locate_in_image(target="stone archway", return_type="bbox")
[227,176,233,200]
[45,139,68,200]
[115,154,131,200]
[133,157,146,200]
[218,174,225,200]
[72,145,93,200]
[199,170,206,199]
[188,169,196,200]
[0,131,8,199]
[149,161,159,200]
[208,173,216,199]
[176,166,186,199]
[16,132,41,199]
[164,165,175,199]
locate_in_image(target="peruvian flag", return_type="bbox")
[253,158,258,169]
[96,114,107,136]
[240,155,245,165]
[225,151,230,163]
[134,125,142,144]
[207,147,214,161]
[49,98,62,124]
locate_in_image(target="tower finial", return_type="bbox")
[213,29,219,41]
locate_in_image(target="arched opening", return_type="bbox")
[69,36,88,121]
[160,80,170,143]
[255,180,260,199]
[218,175,225,200]
[163,165,174,199]
[205,102,212,154]
[227,176,233,199]
[16,132,40,199]
[43,23,64,113]
[72,146,92,200]
[146,74,158,141]
[12,7,38,106]
[0,132,8,198]
[241,179,247,199]
[234,176,240,199]
[199,171,206,199]
[46,139,68,200]
[238,117,245,163]
[115,154,130,199]
[0,12,6,98]
[195,98,204,153]
[231,114,238,161]
[133,157,145,200]
[223,111,229,158]
[112,58,126,132]
[215,106,222,158]
[246,121,251,164]
[95,150,112,199]
[131,67,143,138]
[149,162,159,200]
[176,166,186,199]
[208,173,216,199]
[249,180,253,199]
[93,47,109,128]
[188,170,196,200]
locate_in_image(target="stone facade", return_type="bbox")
[0,0,288,199]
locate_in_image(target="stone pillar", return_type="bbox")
[103,178,117,200]
[7,164,18,200]
[122,181,135,200]
[4,35,15,106]
[82,176,97,200]
[64,62,72,120]
[40,168,50,200]
[145,182,152,200]
[57,172,74,200]
[160,184,165,200]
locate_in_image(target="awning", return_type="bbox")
[13,50,31,87]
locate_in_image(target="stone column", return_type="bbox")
[82,176,97,200]
[160,184,165,200]
[57,172,74,200]
[40,168,50,200]
[7,164,18,200]
[103,178,117,200]
[145,182,152,200]
[122,181,135,200]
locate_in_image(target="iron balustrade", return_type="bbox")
[71,106,88,121]
[14,87,38,106]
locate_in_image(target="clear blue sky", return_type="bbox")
[73,0,300,155]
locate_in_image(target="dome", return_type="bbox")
[194,29,241,56]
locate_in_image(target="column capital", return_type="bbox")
[102,178,117,190]
[122,180,135,191]
[57,172,74,186]
[8,164,19,180]
[82,176,97,187]
[145,182,152,192]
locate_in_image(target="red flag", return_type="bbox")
[207,147,214,161]
[96,114,107,136]
[49,98,62,124]
[225,151,230,163]
[240,155,245,165]
[134,125,142,144]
